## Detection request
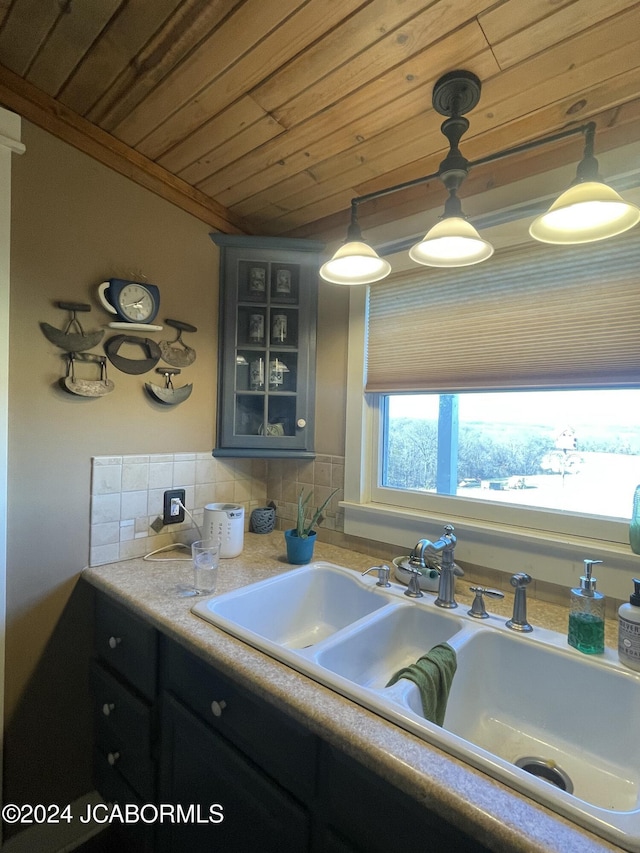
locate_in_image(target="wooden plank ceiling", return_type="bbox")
[1,0,640,246]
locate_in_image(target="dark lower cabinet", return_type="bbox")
[317,744,488,853]
[90,589,491,853]
[91,594,157,852]
[157,692,310,852]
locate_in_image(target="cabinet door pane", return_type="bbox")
[212,235,320,458]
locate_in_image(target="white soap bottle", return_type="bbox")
[618,578,640,672]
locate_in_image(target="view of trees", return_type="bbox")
[384,416,639,493]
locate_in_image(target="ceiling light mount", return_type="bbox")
[319,70,640,284]
[432,70,481,118]
[433,71,480,196]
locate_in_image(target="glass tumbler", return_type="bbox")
[191,539,221,594]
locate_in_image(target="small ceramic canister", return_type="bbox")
[250,506,276,534]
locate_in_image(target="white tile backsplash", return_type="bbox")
[122,461,149,491]
[89,451,347,566]
[91,521,120,547]
[91,464,122,495]
[149,461,173,490]
[93,456,122,466]
[121,489,148,520]
[173,459,196,486]
[90,492,121,524]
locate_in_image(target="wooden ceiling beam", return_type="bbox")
[0,63,248,235]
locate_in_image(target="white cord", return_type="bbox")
[177,498,203,538]
[143,543,191,562]
[142,499,203,561]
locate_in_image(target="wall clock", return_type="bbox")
[98,279,162,329]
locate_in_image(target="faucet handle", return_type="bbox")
[401,563,424,598]
[361,564,391,588]
[468,586,504,619]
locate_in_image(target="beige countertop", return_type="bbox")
[83,532,626,853]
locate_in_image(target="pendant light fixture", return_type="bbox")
[319,70,639,285]
[529,122,640,243]
[409,70,493,268]
[318,202,391,284]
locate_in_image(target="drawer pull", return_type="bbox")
[102,703,115,717]
[210,700,227,718]
[107,751,120,766]
[108,636,122,650]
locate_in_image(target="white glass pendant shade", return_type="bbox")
[319,241,391,285]
[409,217,494,267]
[529,181,640,244]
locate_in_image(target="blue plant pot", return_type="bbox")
[284,528,316,564]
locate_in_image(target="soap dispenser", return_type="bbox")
[630,485,640,555]
[568,559,605,655]
[618,578,640,671]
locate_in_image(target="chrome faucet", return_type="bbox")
[408,525,460,608]
[506,572,533,632]
[407,539,430,570]
[434,525,460,609]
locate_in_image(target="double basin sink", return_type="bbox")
[192,561,640,851]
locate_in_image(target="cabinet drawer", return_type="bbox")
[90,660,152,750]
[161,637,317,802]
[95,594,157,700]
[94,732,155,803]
[92,747,155,852]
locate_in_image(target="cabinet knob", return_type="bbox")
[108,636,121,649]
[210,700,227,718]
[102,702,115,717]
[107,751,120,766]
[296,418,307,428]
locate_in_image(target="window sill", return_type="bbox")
[342,500,640,599]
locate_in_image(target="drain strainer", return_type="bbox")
[515,757,574,794]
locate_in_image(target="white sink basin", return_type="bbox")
[446,630,640,813]
[196,561,390,648]
[315,604,462,689]
[192,560,640,851]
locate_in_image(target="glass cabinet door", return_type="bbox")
[211,236,322,458]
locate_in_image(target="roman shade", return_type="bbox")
[365,228,640,393]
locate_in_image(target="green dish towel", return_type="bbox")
[385,642,457,726]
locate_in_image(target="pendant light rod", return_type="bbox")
[349,121,596,212]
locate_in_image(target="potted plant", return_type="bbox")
[285,487,338,564]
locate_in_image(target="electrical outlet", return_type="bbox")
[163,489,185,525]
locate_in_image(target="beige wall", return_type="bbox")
[5,120,350,813]
[6,121,219,810]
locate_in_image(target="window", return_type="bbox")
[343,231,640,588]
[382,390,640,521]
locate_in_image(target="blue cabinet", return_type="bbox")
[211,234,323,458]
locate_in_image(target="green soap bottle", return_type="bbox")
[568,559,605,655]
